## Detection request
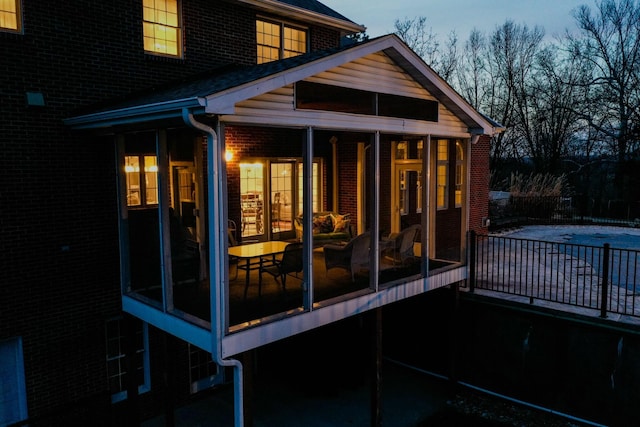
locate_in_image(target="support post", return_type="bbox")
[241,351,254,427]
[370,308,382,427]
[600,243,610,318]
[468,230,476,293]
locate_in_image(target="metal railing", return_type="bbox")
[489,195,640,230]
[468,231,640,319]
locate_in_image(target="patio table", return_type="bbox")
[228,241,290,298]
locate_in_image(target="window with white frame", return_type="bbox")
[105,317,150,403]
[256,18,307,64]
[436,140,449,210]
[142,0,181,57]
[0,337,28,426]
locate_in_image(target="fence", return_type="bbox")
[489,195,640,230]
[468,231,640,319]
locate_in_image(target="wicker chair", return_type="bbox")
[323,232,371,281]
[383,224,421,266]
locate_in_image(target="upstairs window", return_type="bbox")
[0,0,21,32]
[257,18,307,64]
[143,0,181,57]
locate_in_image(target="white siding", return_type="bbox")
[232,52,468,135]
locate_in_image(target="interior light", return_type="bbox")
[125,165,135,173]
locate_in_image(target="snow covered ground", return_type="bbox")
[498,225,640,251]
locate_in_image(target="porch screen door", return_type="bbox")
[392,165,422,232]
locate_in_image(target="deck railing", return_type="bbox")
[468,231,640,319]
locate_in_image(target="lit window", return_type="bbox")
[455,142,464,207]
[0,0,21,32]
[298,162,320,214]
[143,0,181,56]
[105,317,150,403]
[257,18,306,64]
[125,155,158,207]
[437,140,449,209]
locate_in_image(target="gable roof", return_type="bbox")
[64,35,503,135]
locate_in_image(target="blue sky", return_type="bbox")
[322,0,589,42]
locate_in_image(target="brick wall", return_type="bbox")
[469,135,491,236]
[0,0,343,422]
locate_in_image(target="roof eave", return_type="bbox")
[64,98,206,130]
[236,0,366,34]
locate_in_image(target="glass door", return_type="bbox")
[239,163,265,239]
[270,162,295,237]
[393,164,422,232]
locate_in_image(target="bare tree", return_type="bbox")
[456,29,488,110]
[393,16,459,80]
[565,0,640,197]
[484,21,545,167]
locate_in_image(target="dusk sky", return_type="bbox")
[322,0,590,42]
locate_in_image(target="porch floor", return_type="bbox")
[170,248,454,327]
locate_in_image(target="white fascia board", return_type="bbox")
[203,35,400,115]
[220,265,465,357]
[220,110,473,138]
[235,0,365,34]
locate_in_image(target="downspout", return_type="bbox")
[182,109,244,427]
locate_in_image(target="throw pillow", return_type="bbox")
[313,215,334,234]
[331,213,351,233]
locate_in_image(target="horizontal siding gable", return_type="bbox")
[233,52,467,134]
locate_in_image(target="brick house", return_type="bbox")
[0,0,502,425]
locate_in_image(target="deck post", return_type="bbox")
[370,308,382,427]
[468,230,476,293]
[600,243,610,318]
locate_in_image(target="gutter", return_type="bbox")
[64,97,205,129]
[182,109,244,427]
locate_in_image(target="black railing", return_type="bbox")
[489,195,640,230]
[468,231,640,319]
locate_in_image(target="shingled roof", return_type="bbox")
[275,0,355,23]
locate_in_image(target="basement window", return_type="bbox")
[106,317,150,403]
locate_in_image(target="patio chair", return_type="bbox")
[383,224,421,266]
[324,232,371,281]
[259,242,303,292]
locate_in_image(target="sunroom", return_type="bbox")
[65,33,499,379]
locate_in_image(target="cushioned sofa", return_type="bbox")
[294,212,352,246]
